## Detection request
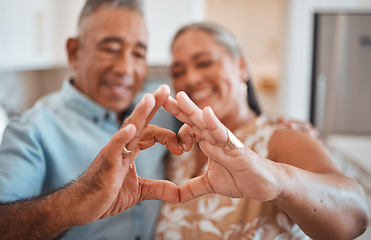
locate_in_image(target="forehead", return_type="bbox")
[80,7,147,44]
[172,29,226,56]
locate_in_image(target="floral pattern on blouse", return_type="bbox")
[155,115,311,240]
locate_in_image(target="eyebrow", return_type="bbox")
[97,37,147,51]
[172,52,212,68]
[137,41,147,51]
[191,52,212,61]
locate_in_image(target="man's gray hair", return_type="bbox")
[78,0,143,27]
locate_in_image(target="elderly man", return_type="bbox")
[0,0,179,239]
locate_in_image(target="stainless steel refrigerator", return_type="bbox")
[310,13,371,138]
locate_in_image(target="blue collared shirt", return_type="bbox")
[0,79,173,240]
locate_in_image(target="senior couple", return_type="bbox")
[0,0,368,240]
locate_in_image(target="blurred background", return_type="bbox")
[0,0,371,238]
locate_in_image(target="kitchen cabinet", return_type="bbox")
[143,0,205,65]
[0,0,85,71]
[0,0,54,70]
[0,0,205,71]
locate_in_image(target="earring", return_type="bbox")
[240,82,248,99]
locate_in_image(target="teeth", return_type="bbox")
[191,89,213,100]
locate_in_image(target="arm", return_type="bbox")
[268,129,368,240]
[0,85,181,240]
[165,91,369,240]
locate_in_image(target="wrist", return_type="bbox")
[44,188,77,231]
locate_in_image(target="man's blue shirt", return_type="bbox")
[0,79,171,239]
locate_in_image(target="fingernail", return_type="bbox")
[182,144,188,151]
[126,124,135,131]
[154,85,164,94]
[178,144,183,151]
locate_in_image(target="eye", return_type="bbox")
[133,51,145,59]
[99,42,122,55]
[196,60,213,68]
[102,47,120,54]
[171,69,185,79]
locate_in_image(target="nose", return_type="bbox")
[112,51,134,77]
[184,67,202,88]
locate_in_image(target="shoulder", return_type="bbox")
[5,91,63,137]
[268,128,340,173]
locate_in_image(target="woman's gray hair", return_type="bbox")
[171,22,262,115]
[78,0,143,27]
[171,22,243,58]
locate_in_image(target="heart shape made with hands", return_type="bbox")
[76,84,281,225]
[120,84,278,204]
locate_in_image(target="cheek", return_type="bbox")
[172,81,184,93]
[133,64,147,91]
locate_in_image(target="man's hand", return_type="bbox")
[0,85,182,240]
[68,85,181,226]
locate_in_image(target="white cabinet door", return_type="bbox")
[143,0,205,66]
[0,0,53,70]
[51,0,86,68]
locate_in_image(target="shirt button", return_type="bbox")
[93,117,99,123]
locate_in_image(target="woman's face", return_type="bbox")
[171,29,247,121]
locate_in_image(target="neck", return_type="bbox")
[221,106,256,132]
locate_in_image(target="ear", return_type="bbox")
[66,38,80,70]
[237,55,248,83]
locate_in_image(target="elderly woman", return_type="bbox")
[155,23,369,240]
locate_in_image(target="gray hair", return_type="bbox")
[78,0,143,27]
[171,22,243,58]
[171,22,262,115]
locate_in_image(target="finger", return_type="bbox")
[145,84,171,127]
[179,175,214,203]
[122,93,156,150]
[138,177,180,203]
[163,95,206,143]
[178,124,195,152]
[139,125,183,155]
[202,106,229,147]
[176,92,217,143]
[103,124,137,167]
[176,92,206,130]
[123,85,171,150]
[163,95,193,125]
[108,124,137,155]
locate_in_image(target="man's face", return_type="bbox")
[69,7,148,114]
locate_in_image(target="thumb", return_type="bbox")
[107,124,137,158]
[138,177,180,203]
[179,175,214,203]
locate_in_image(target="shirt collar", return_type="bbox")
[61,79,127,125]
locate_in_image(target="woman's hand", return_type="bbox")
[164,91,369,240]
[164,91,281,203]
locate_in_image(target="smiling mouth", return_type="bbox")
[190,88,214,102]
[104,82,133,97]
